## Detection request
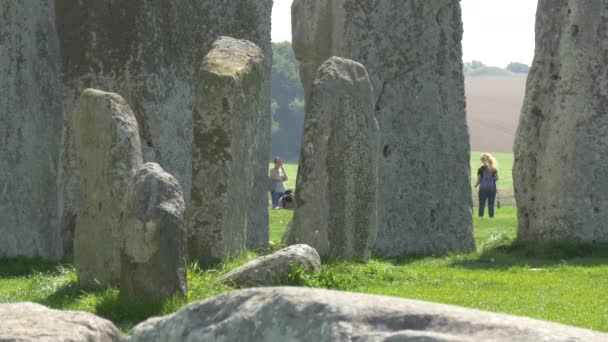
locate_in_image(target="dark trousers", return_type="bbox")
[478,188,497,218]
[271,191,283,207]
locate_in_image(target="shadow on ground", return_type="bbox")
[0,257,65,278]
[452,240,608,270]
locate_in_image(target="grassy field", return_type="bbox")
[278,151,513,194]
[2,154,607,332]
[2,208,607,332]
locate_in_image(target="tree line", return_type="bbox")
[271,43,530,161]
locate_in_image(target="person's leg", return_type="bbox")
[488,190,497,218]
[271,192,281,208]
[478,189,486,217]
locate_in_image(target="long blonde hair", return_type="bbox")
[480,153,498,173]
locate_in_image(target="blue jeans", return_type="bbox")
[271,192,283,208]
[479,188,496,218]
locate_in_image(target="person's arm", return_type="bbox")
[494,172,499,182]
[281,167,288,181]
[270,169,283,182]
[474,174,480,188]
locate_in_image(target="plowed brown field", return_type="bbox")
[465,74,527,153]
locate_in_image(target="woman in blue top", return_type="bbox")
[474,153,499,218]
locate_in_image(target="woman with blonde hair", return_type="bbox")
[474,153,499,218]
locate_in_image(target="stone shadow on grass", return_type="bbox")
[0,257,64,277]
[452,240,608,270]
[95,295,172,331]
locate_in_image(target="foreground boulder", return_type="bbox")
[189,37,265,266]
[0,302,121,342]
[292,0,474,257]
[220,244,321,287]
[514,1,608,241]
[287,57,379,260]
[72,89,143,287]
[121,163,187,299]
[127,287,607,341]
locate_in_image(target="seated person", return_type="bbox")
[278,190,295,210]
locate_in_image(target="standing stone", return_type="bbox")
[286,57,379,260]
[292,0,475,256]
[0,1,64,260]
[55,0,273,257]
[72,89,143,287]
[121,163,187,299]
[514,1,608,241]
[190,37,264,266]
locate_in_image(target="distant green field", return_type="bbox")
[272,151,514,204]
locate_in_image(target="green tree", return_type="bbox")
[271,42,305,161]
[506,62,530,74]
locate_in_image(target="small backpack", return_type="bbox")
[479,170,496,191]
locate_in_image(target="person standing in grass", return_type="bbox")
[269,157,288,209]
[474,153,499,218]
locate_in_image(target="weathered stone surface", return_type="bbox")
[286,57,378,260]
[55,0,273,257]
[0,1,64,260]
[121,163,187,299]
[514,1,608,241]
[189,37,264,265]
[72,89,143,287]
[220,244,321,287]
[0,302,121,342]
[292,0,474,256]
[127,287,608,342]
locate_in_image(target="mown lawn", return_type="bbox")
[2,154,608,332]
[2,207,607,332]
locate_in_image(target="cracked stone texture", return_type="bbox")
[55,0,272,258]
[0,1,64,260]
[220,244,321,288]
[72,89,143,287]
[189,37,264,266]
[285,57,379,260]
[126,287,608,342]
[121,163,187,300]
[514,1,608,242]
[0,302,122,342]
[292,0,474,256]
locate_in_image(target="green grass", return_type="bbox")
[2,154,608,332]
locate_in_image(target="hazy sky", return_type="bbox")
[271,0,538,67]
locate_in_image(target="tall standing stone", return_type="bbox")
[0,1,64,260]
[121,163,187,299]
[514,1,608,241]
[286,57,379,260]
[72,89,143,287]
[190,37,264,266]
[55,0,273,256]
[292,0,474,256]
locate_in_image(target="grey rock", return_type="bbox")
[127,287,608,342]
[514,1,608,241]
[286,57,379,260]
[292,0,474,256]
[0,1,64,260]
[189,37,265,266]
[72,89,143,287]
[121,163,187,299]
[55,0,273,258]
[0,302,121,342]
[219,244,321,287]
